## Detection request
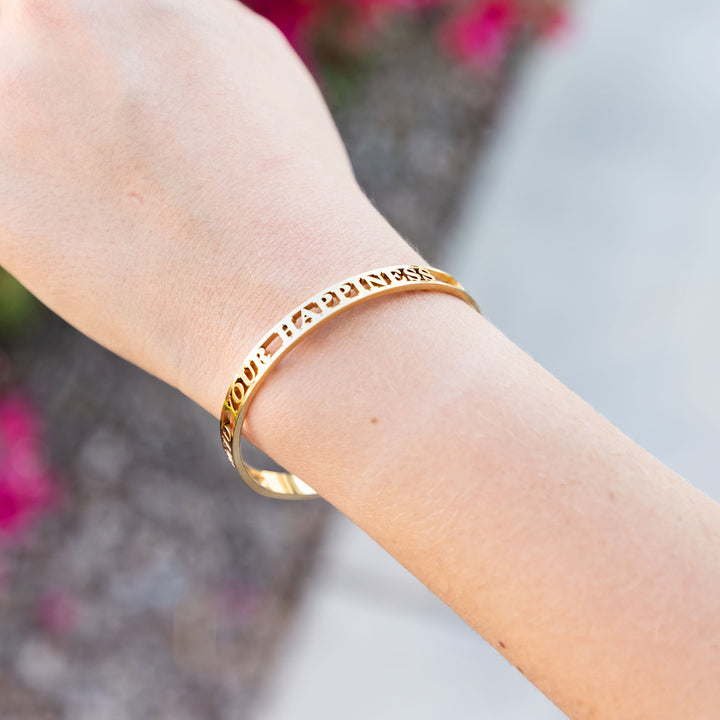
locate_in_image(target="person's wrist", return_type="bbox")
[172,188,423,421]
[239,277,485,503]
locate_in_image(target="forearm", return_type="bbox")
[236,223,720,720]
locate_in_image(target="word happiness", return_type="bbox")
[220,265,437,457]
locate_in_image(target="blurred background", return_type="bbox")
[1,0,719,718]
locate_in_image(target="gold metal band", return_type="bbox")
[220,265,480,499]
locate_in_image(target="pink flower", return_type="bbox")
[243,0,316,52]
[0,394,36,445]
[38,591,78,637]
[534,3,570,38]
[441,0,518,70]
[243,0,438,54]
[0,393,57,539]
[241,0,567,71]
[351,0,446,14]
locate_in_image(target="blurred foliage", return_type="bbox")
[0,269,39,340]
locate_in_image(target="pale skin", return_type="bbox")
[0,1,718,718]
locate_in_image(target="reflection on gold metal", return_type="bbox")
[221,265,480,500]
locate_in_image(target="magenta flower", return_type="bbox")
[244,0,445,54]
[241,0,566,73]
[243,0,316,53]
[441,0,518,70]
[0,393,57,539]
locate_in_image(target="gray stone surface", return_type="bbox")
[1,325,327,720]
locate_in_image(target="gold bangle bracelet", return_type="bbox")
[220,265,480,500]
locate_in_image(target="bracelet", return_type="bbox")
[220,265,480,499]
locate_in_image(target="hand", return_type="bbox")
[0,0,420,414]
